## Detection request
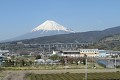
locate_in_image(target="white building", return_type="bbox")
[98,50,106,57]
[0,49,9,56]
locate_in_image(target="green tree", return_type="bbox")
[21,60,25,66]
[36,55,41,59]
[49,55,59,60]
[83,54,87,65]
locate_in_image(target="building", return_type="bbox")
[53,49,99,57]
[17,41,23,45]
[61,50,80,57]
[80,49,99,57]
[98,50,106,57]
[0,49,9,56]
[106,50,120,57]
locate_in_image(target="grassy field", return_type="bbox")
[0,71,4,80]
[1,69,120,80]
[25,72,120,80]
[0,63,104,70]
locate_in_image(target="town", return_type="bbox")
[0,42,120,69]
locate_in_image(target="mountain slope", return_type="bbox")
[100,34,120,42]
[90,33,120,50]
[12,26,120,44]
[5,20,74,42]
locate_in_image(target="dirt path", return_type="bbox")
[3,71,25,80]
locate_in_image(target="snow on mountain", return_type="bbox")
[31,20,74,32]
[3,20,75,42]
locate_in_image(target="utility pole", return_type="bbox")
[115,53,117,72]
[84,54,87,80]
[85,57,87,80]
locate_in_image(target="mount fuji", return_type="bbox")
[32,20,74,32]
[6,20,74,41]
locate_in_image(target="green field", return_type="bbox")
[25,72,120,80]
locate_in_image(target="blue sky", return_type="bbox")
[0,0,120,41]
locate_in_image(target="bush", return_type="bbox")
[65,72,70,74]
[36,55,41,59]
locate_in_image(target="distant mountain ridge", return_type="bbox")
[1,18,120,44]
[8,26,120,44]
[4,20,74,42]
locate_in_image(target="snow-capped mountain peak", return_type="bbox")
[3,20,75,42]
[31,20,74,32]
